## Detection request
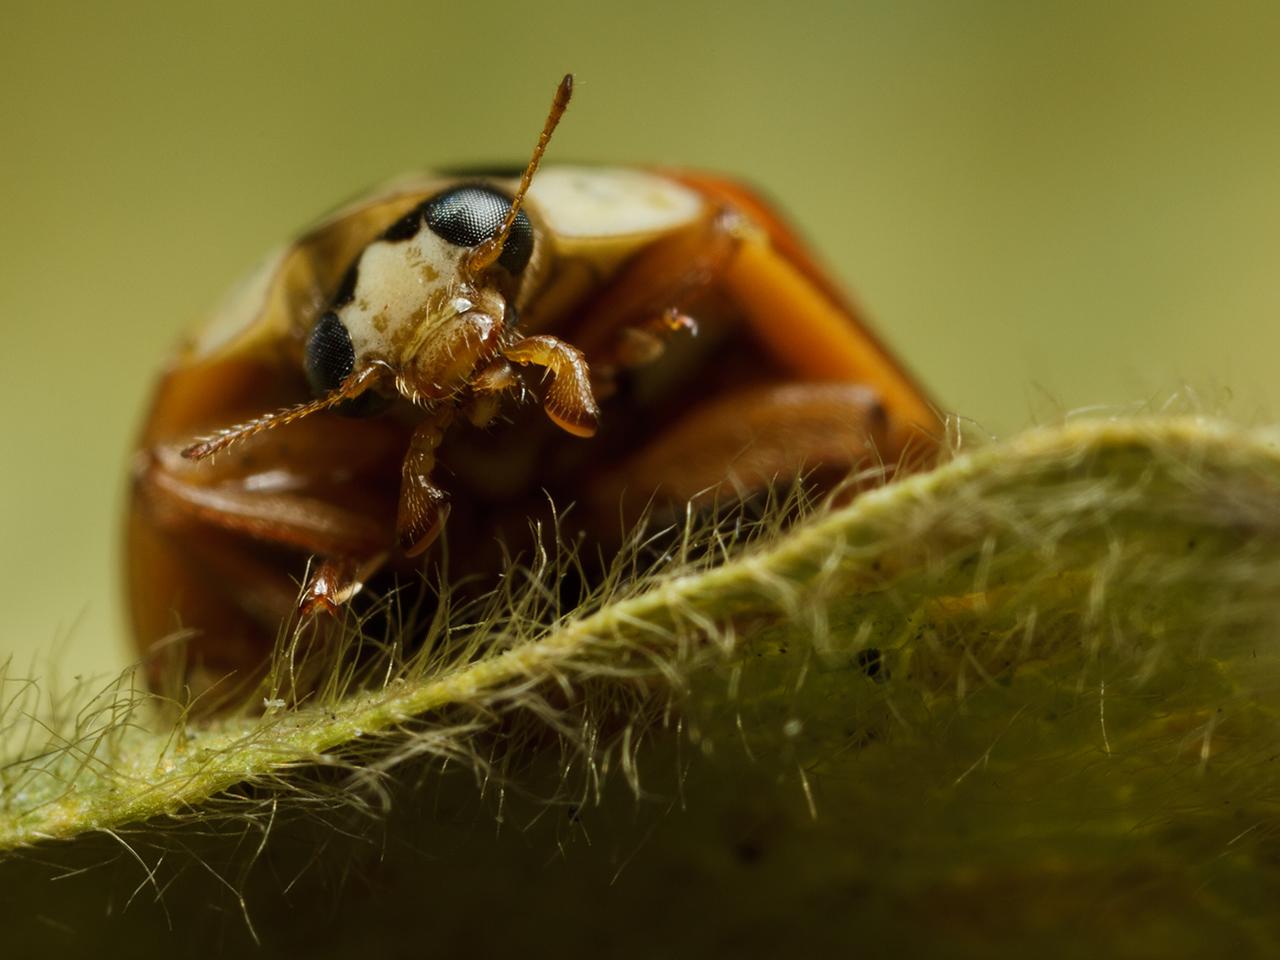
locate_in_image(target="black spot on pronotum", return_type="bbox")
[382,207,423,243]
[425,185,533,273]
[855,647,887,683]
[332,262,360,308]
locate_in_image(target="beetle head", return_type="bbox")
[301,186,533,409]
[182,73,574,462]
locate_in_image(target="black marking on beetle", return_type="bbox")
[374,185,534,274]
[382,205,426,243]
[332,262,360,308]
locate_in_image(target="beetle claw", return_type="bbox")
[299,593,340,619]
[399,499,450,558]
[299,554,381,618]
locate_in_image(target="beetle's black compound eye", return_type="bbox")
[304,311,392,417]
[304,311,355,397]
[424,185,533,274]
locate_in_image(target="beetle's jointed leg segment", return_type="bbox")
[502,335,600,437]
[300,553,388,618]
[137,449,395,620]
[137,450,390,558]
[135,450,394,632]
[591,309,699,399]
[568,193,940,458]
[397,410,455,557]
[617,309,699,366]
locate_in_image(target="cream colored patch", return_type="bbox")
[188,246,288,359]
[527,168,704,239]
[341,232,466,361]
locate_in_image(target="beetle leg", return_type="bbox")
[617,309,699,366]
[299,553,388,617]
[587,382,893,520]
[137,450,390,558]
[502,335,600,437]
[562,209,739,359]
[561,198,941,455]
[591,309,698,399]
[397,409,455,557]
[676,173,941,448]
[139,448,394,616]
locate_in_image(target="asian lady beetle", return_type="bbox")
[127,75,941,696]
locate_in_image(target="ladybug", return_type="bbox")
[127,75,942,698]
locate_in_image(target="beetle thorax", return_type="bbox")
[338,229,507,403]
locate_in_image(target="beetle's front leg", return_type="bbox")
[133,440,398,691]
[397,408,455,557]
[502,335,600,437]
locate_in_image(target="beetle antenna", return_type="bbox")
[181,366,385,461]
[468,73,574,274]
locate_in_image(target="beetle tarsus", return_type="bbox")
[502,335,600,438]
[299,555,384,618]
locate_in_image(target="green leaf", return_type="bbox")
[3,415,1280,956]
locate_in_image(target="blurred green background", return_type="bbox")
[2,0,1279,680]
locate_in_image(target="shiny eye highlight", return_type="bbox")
[425,185,533,273]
